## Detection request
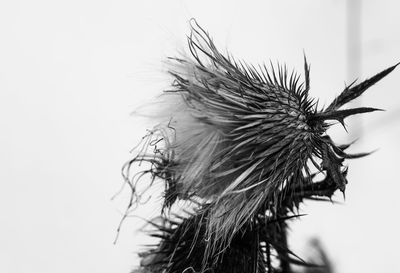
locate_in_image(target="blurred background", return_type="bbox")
[0,1,399,272]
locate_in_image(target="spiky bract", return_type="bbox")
[136,209,317,273]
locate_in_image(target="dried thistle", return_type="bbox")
[125,20,397,273]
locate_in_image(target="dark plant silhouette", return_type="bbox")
[125,20,397,273]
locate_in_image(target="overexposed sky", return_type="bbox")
[0,1,399,273]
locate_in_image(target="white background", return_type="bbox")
[1,1,399,273]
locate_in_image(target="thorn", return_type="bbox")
[338,139,359,150]
[338,118,347,132]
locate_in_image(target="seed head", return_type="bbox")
[125,19,398,258]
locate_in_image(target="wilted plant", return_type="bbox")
[124,20,397,273]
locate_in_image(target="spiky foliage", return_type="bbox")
[131,170,343,273]
[125,20,397,273]
[137,209,313,273]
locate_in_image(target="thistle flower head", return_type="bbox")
[125,19,397,260]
